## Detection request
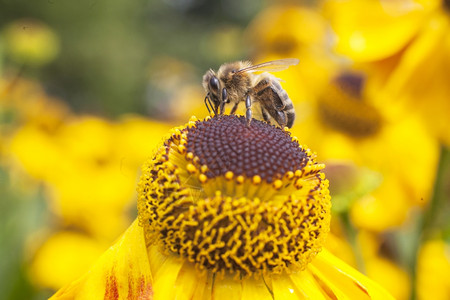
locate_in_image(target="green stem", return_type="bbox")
[410,145,450,300]
[339,212,366,274]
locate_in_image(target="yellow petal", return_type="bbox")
[325,0,427,61]
[289,270,327,299]
[271,275,302,300]
[212,275,243,300]
[307,264,352,300]
[241,276,273,300]
[147,244,168,280]
[152,254,184,300]
[417,240,450,300]
[192,272,213,300]
[384,11,450,98]
[366,256,411,300]
[29,231,106,291]
[50,219,153,299]
[310,249,395,299]
[174,262,208,300]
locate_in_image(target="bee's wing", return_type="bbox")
[235,58,299,74]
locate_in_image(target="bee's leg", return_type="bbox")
[204,94,215,116]
[245,94,252,126]
[230,102,239,114]
[218,101,225,116]
[275,110,287,128]
[261,106,271,125]
[219,88,229,115]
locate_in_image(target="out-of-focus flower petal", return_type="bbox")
[324,0,428,61]
[241,276,273,300]
[28,232,106,291]
[50,220,153,300]
[366,256,411,300]
[350,185,409,232]
[378,10,450,145]
[2,19,60,67]
[247,5,327,55]
[417,239,450,300]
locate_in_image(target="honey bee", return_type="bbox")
[202,58,299,128]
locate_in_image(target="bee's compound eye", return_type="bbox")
[209,77,220,92]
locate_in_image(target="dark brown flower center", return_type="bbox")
[444,0,450,12]
[185,115,309,183]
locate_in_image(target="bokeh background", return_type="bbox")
[1,0,449,299]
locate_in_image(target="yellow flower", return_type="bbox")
[324,0,429,62]
[0,77,70,130]
[326,223,411,299]
[28,231,107,291]
[417,239,450,300]
[4,110,171,292]
[365,256,411,300]
[2,19,60,67]
[245,4,338,104]
[9,115,171,240]
[325,0,450,145]
[52,115,394,299]
[291,71,439,231]
[357,231,411,300]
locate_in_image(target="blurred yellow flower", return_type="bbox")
[9,115,171,240]
[246,4,338,104]
[417,239,450,300]
[51,115,394,299]
[291,71,439,231]
[1,75,174,293]
[2,19,60,67]
[28,231,107,291]
[293,72,439,231]
[357,231,411,300]
[324,0,428,62]
[325,0,450,145]
[0,77,70,130]
[365,256,411,300]
[327,220,411,299]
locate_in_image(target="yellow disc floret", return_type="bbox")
[137,115,331,277]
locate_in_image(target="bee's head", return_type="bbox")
[202,69,221,114]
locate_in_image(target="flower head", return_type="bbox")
[291,70,439,231]
[317,72,382,138]
[52,115,394,299]
[138,115,330,278]
[325,0,450,145]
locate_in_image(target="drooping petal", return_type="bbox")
[173,262,207,300]
[50,220,153,300]
[152,254,183,300]
[241,276,273,300]
[289,269,328,300]
[271,275,302,300]
[212,275,243,300]
[309,249,395,300]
